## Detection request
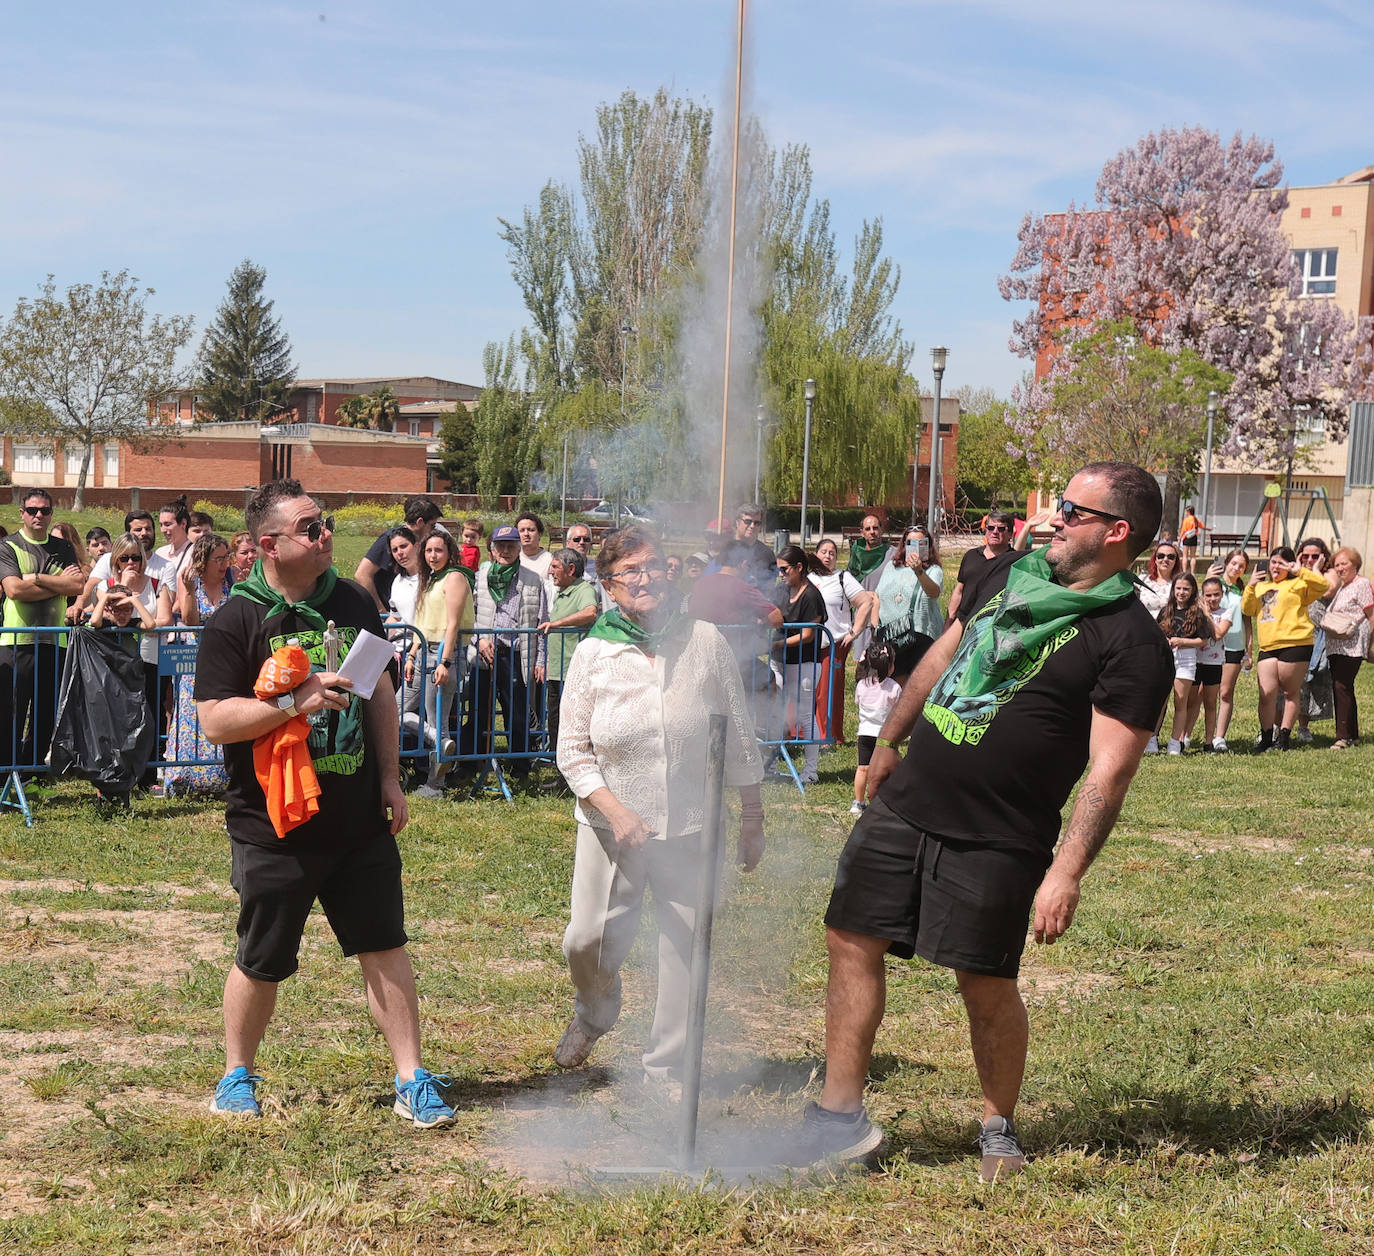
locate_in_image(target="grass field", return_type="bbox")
[3,510,1373,1252]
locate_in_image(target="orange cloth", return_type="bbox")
[252,644,322,838]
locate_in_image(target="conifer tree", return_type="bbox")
[197,260,295,423]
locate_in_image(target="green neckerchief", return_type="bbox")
[229,559,338,631]
[586,607,693,652]
[486,559,519,604]
[847,539,888,582]
[950,549,1135,701]
[453,564,476,594]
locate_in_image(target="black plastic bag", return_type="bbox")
[50,627,155,793]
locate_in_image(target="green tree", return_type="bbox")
[472,338,541,506]
[1034,318,1232,517]
[955,396,1034,508]
[437,407,478,494]
[196,259,295,423]
[0,270,194,509]
[336,385,400,432]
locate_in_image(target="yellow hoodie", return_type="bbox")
[1241,567,1329,652]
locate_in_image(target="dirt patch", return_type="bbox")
[0,877,232,902]
[1019,965,1116,1001]
[1146,831,1295,854]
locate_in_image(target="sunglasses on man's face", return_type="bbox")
[269,515,335,544]
[22,505,52,516]
[1058,498,1126,526]
[985,525,1009,534]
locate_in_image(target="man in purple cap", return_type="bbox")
[462,524,547,780]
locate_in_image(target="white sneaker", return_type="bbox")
[1144,736,1159,755]
[849,800,866,815]
[1167,739,1182,755]
[1212,737,1229,753]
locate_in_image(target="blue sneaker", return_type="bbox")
[393,1067,455,1129]
[210,1067,263,1117]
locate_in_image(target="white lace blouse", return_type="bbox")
[556,619,764,838]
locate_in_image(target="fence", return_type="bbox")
[0,620,836,823]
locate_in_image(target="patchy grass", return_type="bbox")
[1,666,1373,1253]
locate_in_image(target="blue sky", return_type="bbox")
[3,0,1371,400]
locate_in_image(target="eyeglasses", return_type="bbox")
[776,562,795,573]
[1058,499,1126,526]
[116,556,144,566]
[268,515,334,544]
[609,564,666,585]
[567,534,591,545]
[1299,552,1325,563]
[22,505,52,516]
[985,525,1009,534]
[1155,551,1179,561]
[737,517,763,529]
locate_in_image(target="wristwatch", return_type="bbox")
[276,691,299,718]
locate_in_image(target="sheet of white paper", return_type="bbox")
[335,629,395,700]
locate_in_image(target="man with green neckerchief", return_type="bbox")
[797,462,1173,1181]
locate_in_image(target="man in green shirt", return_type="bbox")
[0,488,85,770]
[540,548,600,758]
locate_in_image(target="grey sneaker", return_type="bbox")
[977,1114,1025,1181]
[790,1101,885,1167]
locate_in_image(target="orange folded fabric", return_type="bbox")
[253,644,322,838]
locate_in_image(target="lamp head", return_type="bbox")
[931,345,948,375]
[804,378,816,401]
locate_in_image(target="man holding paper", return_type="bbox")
[194,478,454,1128]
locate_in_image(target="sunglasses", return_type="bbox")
[737,517,763,528]
[985,525,1009,534]
[117,556,144,566]
[568,535,591,544]
[22,505,52,516]
[1058,498,1126,525]
[269,515,335,544]
[1155,551,1179,560]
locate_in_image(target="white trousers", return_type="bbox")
[562,823,715,1078]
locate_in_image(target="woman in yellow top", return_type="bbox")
[404,530,474,797]
[1241,545,1333,751]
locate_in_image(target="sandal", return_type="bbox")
[1331,739,1354,750]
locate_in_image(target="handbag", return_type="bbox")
[1321,608,1358,638]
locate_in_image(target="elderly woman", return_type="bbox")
[553,523,765,1089]
[1322,547,1374,748]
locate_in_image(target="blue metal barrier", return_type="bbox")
[0,617,839,822]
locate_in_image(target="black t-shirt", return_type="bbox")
[193,578,394,851]
[956,546,1004,598]
[781,583,827,664]
[880,551,1172,860]
[363,530,399,608]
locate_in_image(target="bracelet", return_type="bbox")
[875,736,906,751]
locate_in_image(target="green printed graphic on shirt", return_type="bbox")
[268,624,365,777]
[923,588,1081,746]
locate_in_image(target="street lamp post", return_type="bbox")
[925,347,948,529]
[560,432,569,530]
[1200,389,1218,546]
[800,379,816,547]
[754,404,766,505]
[619,320,635,417]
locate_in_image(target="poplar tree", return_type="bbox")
[197,259,295,423]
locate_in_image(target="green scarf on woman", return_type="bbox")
[230,559,338,631]
[586,607,693,652]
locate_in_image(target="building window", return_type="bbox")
[1293,248,1337,296]
[65,447,84,476]
[104,446,119,477]
[14,444,55,475]
[408,419,421,437]
[1295,406,1326,447]
[306,394,318,422]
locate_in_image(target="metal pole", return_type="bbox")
[560,434,569,530]
[754,405,764,505]
[926,352,946,530]
[1200,390,1217,547]
[677,713,727,1172]
[800,380,815,548]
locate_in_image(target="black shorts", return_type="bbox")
[1258,645,1313,664]
[856,735,877,767]
[824,795,1048,978]
[230,833,408,982]
[1195,663,1223,686]
[1224,649,1245,665]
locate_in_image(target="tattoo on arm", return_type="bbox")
[1058,780,1121,874]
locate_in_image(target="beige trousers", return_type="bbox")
[562,823,713,1078]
